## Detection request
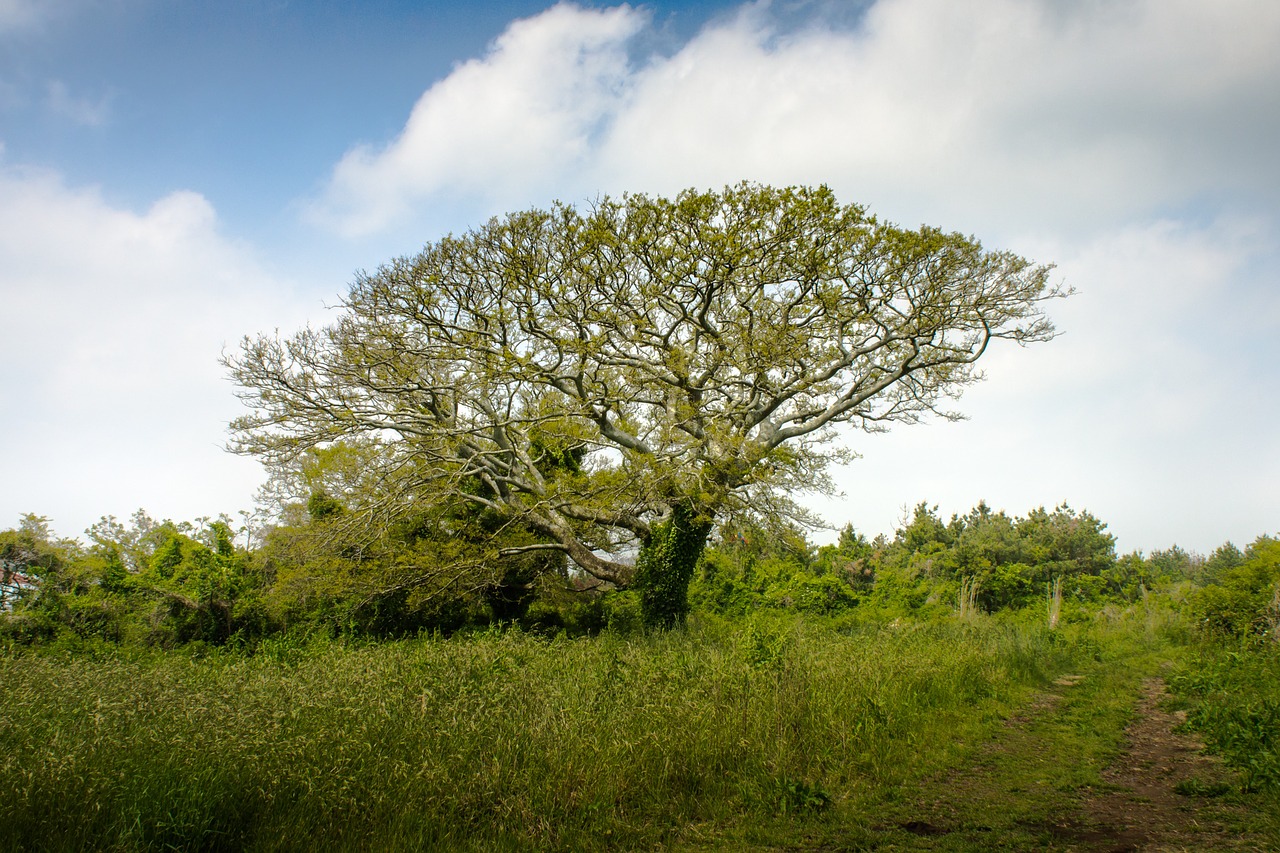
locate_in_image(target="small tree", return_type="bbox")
[227,183,1061,628]
[1,515,69,617]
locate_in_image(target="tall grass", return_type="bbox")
[1047,576,1063,629]
[1,615,1100,851]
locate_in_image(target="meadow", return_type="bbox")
[5,508,1279,849]
[3,613,1110,851]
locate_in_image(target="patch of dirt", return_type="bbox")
[897,819,948,837]
[1069,678,1260,852]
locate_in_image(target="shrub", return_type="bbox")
[1190,537,1280,642]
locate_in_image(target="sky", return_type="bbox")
[1,0,1277,555]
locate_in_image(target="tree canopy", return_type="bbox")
[227,183,1061,627]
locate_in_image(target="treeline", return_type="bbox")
[3,498,1274,651]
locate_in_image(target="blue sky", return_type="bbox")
[2,1,741,230]
[2,0,1277,554]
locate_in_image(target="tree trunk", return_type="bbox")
[635,503,712,630]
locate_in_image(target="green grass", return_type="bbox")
[0,613,1119,851]
[837,623,1164,850]
[1161,638,1280,849]
[695,606,1181,851]
[1171,641,1280,793]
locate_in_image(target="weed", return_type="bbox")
[1171,642,1280,792]
[1174,777,1232,797]
[770,776,832,815]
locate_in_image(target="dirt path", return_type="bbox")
[864,671,1270,851]
[1059,678,1261,852]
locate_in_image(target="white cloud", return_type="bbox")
[310,2,646,236]
[311,0,1280,240]
[0,162,305,536]
[598,0,1280,234]
[46,79,111,126]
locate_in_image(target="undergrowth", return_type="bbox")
[1,614,1114,851]
[1171,641,1280,792]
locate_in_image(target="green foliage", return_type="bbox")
[734,612,795,668]
[305,490,345,521]
[1203,542,1247,583]
[1172,643,1280,791]
[138,523,256,645]
[257,511,486,639]
[864,501,1118,614]
[1104,552,1156,602]
[766,571,859,614]
[690,520,863,617]
[636,504,712,629]
[1,512,272,650]
[599,589,644,634]
[1189,536,1280,641]
[1146,545,1201,583]
[1,515,76,640]
[814,524,876,587]
[0,497,1145,650]
[769,776,832,815]
[1,494,607,648]
[1170,538,1280,796]
[255,443,578,638]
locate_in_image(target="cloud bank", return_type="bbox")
[313,0,1280,240]
[0,162,299,535]
[310,3,645,236]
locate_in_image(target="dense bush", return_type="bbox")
[1169,536,1280,794]
[1188,537,1280,641]
[4,499,1241,651]
[690,521,865,616]
[858,502,1118,613]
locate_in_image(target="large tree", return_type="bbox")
[227,184,1061,628]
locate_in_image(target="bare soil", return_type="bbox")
[1056,678,1262,852]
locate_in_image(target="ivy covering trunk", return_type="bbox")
[635,504,713,629]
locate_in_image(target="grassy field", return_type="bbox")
[5,608,1264,851]
[0,612,1095,851]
